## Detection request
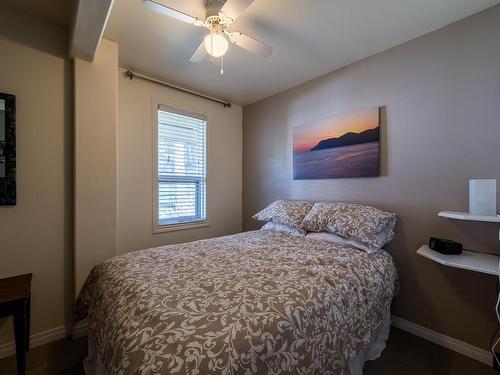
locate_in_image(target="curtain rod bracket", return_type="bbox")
[124,70,231,108]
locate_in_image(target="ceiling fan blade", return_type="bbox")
[228,32,273,57]
[190,41,207,62]
[143,0,203,26]
[220,0,255,21]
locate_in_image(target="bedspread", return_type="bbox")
[75,230,397,375]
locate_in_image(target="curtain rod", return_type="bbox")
[125,70,232,108]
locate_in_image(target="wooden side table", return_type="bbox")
[0,273,32,375]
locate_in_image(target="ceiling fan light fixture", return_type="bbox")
[143,0,273,75]
[204,32,228,58]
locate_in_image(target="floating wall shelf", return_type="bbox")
[438,211,500,223]
[439,211,500,240]
[417,245,499,276]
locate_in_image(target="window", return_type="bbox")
[155,104,206,229]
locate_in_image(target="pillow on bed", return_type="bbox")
[300,202,396,251]
[261,222,307,237]
[253,200,314,228]
[306,232,383,254]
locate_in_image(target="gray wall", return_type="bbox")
[243,5,500,350]
[0,6,73,347]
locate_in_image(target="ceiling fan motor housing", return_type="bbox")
[205,0,226,18]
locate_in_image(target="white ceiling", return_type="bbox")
[105,0,499,105]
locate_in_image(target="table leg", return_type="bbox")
[13,300,27,375]
[25,294,31,352]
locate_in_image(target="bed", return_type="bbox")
[75,229,398,375]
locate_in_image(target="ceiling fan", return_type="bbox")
[143,0,273,74]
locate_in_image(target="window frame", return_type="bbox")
[152,98,209,233]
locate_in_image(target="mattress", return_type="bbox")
[75,230,398,374]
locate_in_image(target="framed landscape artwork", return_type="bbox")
[293,107,380,179]
[0,92,16,205]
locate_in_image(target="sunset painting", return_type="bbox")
[293,107,380,179]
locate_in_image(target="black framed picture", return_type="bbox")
[0,92,16,205]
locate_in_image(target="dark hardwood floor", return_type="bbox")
[0,327,495,374]
[0,335,87,375]
[365,328,496,375]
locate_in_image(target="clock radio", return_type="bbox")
[429,237,463,255]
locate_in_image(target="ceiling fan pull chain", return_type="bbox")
[208,29,214,64]
[220,55,224,75]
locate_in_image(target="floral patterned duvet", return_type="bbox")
[75,230,398,375]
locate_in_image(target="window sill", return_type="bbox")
[153,220,209,234]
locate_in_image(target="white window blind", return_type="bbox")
[157,105,206,226]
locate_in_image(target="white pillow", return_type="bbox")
[306,232,382,254]
[261,222,306,237]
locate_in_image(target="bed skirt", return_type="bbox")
[83,311,390,375]
[342,311,390,375]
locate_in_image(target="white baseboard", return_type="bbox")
[391,315,492,366]
[0,316,491,367]
[0,322,89,359]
